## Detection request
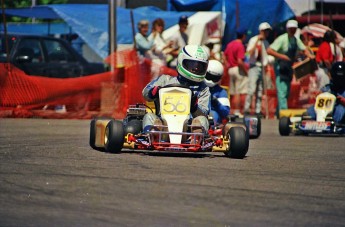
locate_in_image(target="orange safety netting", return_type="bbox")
[0,47,315,119]
[0,48,177,119]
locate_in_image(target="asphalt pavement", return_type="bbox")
[0,118,345,226]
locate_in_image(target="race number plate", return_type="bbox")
[161,92,190,115]
[301,121,331,131]
[314,93,336,111]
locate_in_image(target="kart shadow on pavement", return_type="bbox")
[100,148,247,159]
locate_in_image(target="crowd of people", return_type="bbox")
[135,15,190,79]
[136,16,345,124]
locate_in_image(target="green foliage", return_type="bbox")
[5,0,68,8]
[3,0,68,23]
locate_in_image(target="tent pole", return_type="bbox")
[130,10,136,50]
[108,0,117,72]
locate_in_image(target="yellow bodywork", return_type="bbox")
[279,109,307,118]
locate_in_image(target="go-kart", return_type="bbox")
[279,92,345,136]
[90,85,250,158]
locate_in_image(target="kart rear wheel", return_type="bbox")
[279,117,291,136]
[250,115,261,139]
[125,119,143,135]
[89,119,105,152]
[105,120,124,153]
[226,127,248,159]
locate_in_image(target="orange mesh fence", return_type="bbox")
[0,48,177,119]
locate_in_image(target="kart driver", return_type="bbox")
[306,61,345,124]
[204,60,230,124]
[142,44,211,134]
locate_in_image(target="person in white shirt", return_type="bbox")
[148,18,173,79]
[243,22,272,116]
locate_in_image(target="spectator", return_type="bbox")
[314,30,337,90]
[205,60,230,124]
[148,18,174,79]
[223,28,249,115]
[306,61,345,124]
[135,20,154,58]
[167,15,189,68]
[243,22,272,116]
[299,33,315,59]
[330,39,343,62]
[142,44,210,141]
[267,20,314,116]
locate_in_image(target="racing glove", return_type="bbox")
[149,86,161,99]
[337,95,345,106]
[190,94,198,113]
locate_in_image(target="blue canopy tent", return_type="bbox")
[168,0,295,49]
[3,1,294,57]
[3,5,194,59]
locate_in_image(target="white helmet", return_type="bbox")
[177,44,209,83]
[204,60,224,87]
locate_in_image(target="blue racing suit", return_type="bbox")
[307,84,345,124]
[209,84,230,124]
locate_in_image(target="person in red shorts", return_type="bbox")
[223,28,248,115]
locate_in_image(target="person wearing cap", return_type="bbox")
[167,15,189,68]
[267,19,314,116]
[223,27,249,115]
[135,19,154,58]
[243,22,272,117]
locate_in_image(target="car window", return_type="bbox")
[0,35,16,61]
[44,39,76,63]
[16,38,44,63]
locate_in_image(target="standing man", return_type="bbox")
[267,20,314,116]
[243,22,272,116]
[224,28,248,115]
[168,15,189,68]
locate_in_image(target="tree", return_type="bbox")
[4,0,68,22]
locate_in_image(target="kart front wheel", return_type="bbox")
[279,117,291,136]
[226,127,248,159]
[105,120,124,153]
[89,119,104,152]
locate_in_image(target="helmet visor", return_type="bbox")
[182,59,208,76]
[205,72,221,82]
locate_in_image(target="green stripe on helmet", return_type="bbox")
[177,63,204,81]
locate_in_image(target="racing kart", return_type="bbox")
[90,85,250,158]
[279,92,345,136]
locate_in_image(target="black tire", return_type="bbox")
[279,117,291,136]
[125,119,143,135]
[250,115,261,139]
[105,120,125,153]
[226,127,248,159]
[89,119,104,152]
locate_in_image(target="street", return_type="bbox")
[0,118,345,226]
